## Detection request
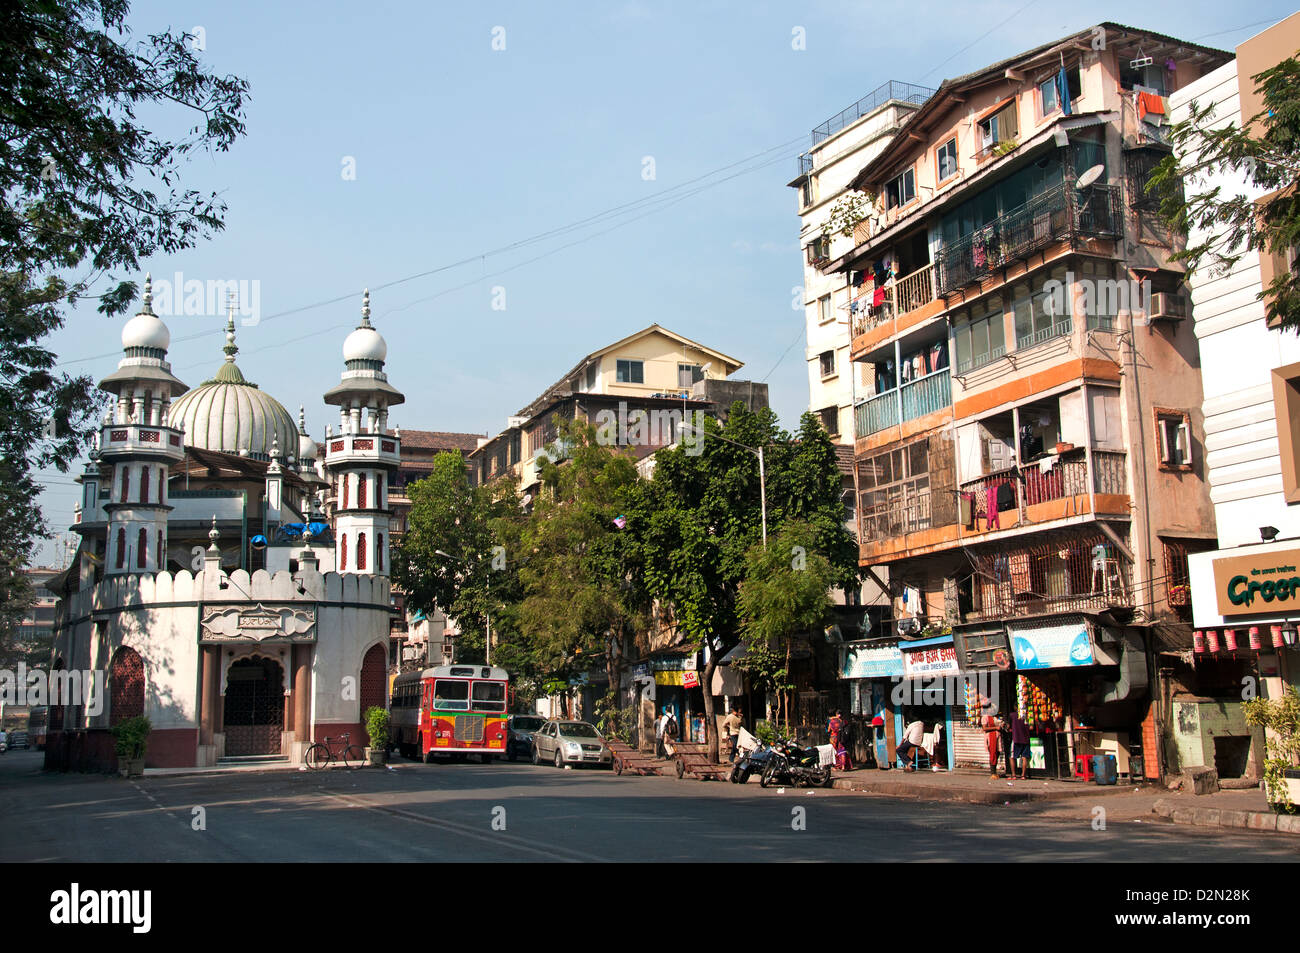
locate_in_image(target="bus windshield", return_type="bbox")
[472,681,506,712]
[433,680,469,710]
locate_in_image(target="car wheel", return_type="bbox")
[613,757,623,775]
[532,744,541,766]
[554,749,564,769]
[507,744,516,763]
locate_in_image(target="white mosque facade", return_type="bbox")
[46,281,404,770]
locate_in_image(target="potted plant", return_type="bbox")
[111,716,151,777]
[1243,688,1300,812]
[364,706,389,765]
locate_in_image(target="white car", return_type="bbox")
[531,720,613,768]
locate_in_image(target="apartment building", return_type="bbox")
[1175,14,1300,784]
[825,24,1230,776]
[468,324,748,493]
[790,81,934,443]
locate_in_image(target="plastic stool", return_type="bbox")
[1075,754,1095,781]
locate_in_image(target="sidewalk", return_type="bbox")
[828,766,1148,804]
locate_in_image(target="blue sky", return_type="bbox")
[33,0,1294,564]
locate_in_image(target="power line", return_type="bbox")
[1190,15,1288,42]
[54,136,805,370]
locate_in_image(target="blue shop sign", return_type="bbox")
[841,642,904,679]
[1009,619,1094,670]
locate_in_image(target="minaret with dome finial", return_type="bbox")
[321,289,403,576]
[92,274,189,575]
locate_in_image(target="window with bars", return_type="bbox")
[1154,408,1192,470]
[858,438,932,541]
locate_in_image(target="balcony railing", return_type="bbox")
[855,368,950,437]
[959,450,1128,528]
[797,153,814,177]
[937,182,1122,296]
[848,263,937,339]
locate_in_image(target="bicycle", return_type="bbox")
[303,732,364,770]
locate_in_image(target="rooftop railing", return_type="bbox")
[810,81,935,146]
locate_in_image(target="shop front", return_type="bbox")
[840,640,903,767]
[895,635,959,771]
[1004,615,1148,780]
[951,625,1014,768]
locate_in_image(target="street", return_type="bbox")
[1,751,1293,862]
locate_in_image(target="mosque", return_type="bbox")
[45,278,404,770]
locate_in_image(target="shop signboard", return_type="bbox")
[1008,619,1094,670]
[1211,547,1300,618]
[902,643,960,680]
[841,642,904,679]
[682,671,700,689]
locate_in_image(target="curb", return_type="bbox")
[829,775,1142,804]
[1152,798,1300,834]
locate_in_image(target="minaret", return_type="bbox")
[96,274,188,575]
[322,289,403,576]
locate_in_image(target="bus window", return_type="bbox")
[472,681,506,713]
[433,679,469,711]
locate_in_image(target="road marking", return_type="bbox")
[320,789,605,862]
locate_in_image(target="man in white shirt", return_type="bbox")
[654,709,668,758]
[897,717,926,771]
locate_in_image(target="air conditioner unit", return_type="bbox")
[1148,292,1187,322]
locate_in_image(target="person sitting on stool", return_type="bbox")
[897,715,926,771]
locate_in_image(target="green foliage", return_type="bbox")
[594,690,636,745]
[1150,55,1300,331]
[1244,688,1300,807]
[0,1,249,605]
[754,719,785,746]
[364,706,390,750]
[391,450,523,666]
[110,716,151,760]
[822,189,874,240]
[736,520,836,647]
[992,139,1018,157]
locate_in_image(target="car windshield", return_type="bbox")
[512,717,545,731]
[560,723,600,738]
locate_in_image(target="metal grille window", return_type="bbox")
[858,438,931,541]
[954,299,1006,372]
[1014,265,1072,349]
[1079,258,1120,330]
[109,647,145,725]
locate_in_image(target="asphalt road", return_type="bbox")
[1,749,1294,862]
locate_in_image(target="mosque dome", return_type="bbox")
[296,406,319,463]
[121,274,171,351]
[167,315,297,461]
[341,289,387,363]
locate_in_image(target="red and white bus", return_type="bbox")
[391,665,509,762]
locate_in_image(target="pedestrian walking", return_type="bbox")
[655,707,669,758]
[982,711,1002,779]
[827,709,851,770]
[721,706,744,763]
[663,710,679,757]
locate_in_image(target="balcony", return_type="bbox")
[848,262,937,341]
[967,533,1133,622]
[959,450,1128,532]
[937,182,1122,296]
[855,368,951,438]
[810,80,934,146]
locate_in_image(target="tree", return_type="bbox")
[735,520,839,732]
[627,404,858,761]
[1149,54,1300,330]
[514,418,648,715]
[391,451,522,666]
[0,0,249,608]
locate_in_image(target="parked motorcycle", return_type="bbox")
[729,742,773,784]
[758,739,832,788]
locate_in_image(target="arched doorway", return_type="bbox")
[109,647,145,725]
[359,644,387,746]
[223,656,285,756]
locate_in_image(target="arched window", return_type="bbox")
[140,465,149,503]
[341,474,348,509]
[357,532,367,571]
[358,474,367,509]
[376,533,384,572]
[157,467,165,503]
[339,533,347,571]
[137,528,148,569]
[121,467,129,503]
[157,531,164,569]
[378,473,385,508]
[109,647,145,725]
[115,528,126,569]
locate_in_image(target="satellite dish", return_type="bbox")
[522,492,534,506]
[1077,164,1105,189]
